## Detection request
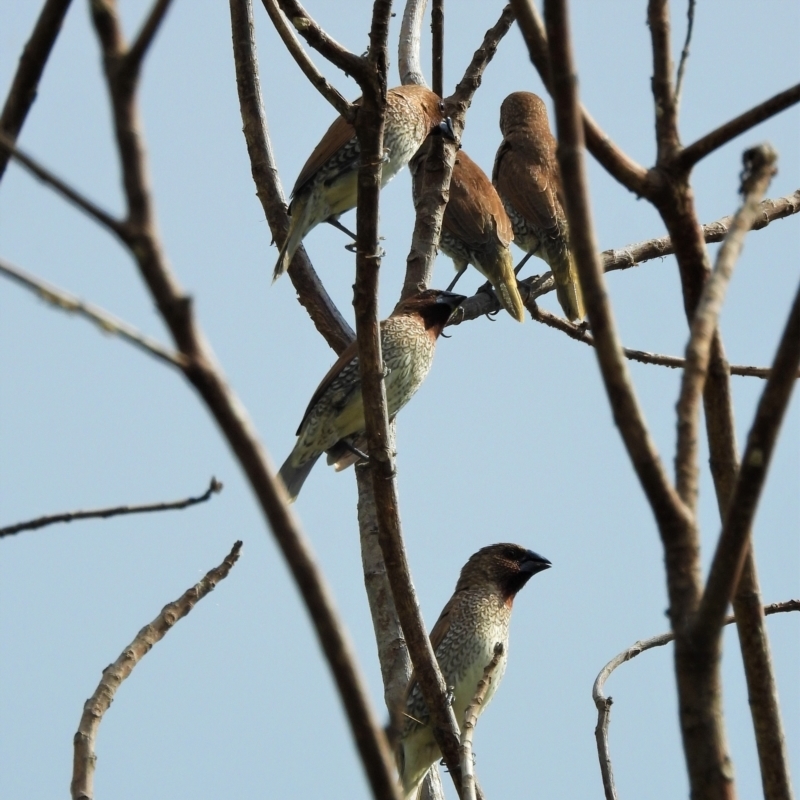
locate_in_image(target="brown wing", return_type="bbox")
[291,114,358,198]
[295,337,359,435]
[445,150,513,249]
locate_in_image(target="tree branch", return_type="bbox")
[510,0,649,196]
[122,0,175,83]
[647,0,680,162]
[261,0,354,119]
[398,0,429,87]
[0,256,186,369]
[592,600,800,800]
[0,0,72,182]
[673,0,696,109]
[678,83,800,171]
[675,145,777,510]
[229,0,354,354]
[1,478,221,539]
[431,0,443,97]
[70,540,242,800]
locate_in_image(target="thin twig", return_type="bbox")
[261,0,354,119]
[695,280,800,637]
[675,145,777,510]
[398,0,429,87]
[0,133,128,240]
[70,541,242,800]
[461,643,504,800]
[0,256,186,369]
[591,600,800,800]
[673,0,696,109]
[0,0,73,182]
[229,0,354,354]
[123,0,175,82]
[678,83,800,171]
[1,478,222,539]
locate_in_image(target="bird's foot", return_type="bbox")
[476,281,500,321]
[342,441,370,463]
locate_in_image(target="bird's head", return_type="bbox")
[455,543,551,604]
[393,289,467,336]
[499,91,550,137]
[392,85,457,142]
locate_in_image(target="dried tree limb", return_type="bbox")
[461,643,504,800]
[398,0,429,87]
[678,83,800,171]
[673,0,696,109]
[675,145,777,510]
[0,0,72,182]
[87,4,398,798]
[696,280,800,637]
[260,0,354,119]
[1,478,222,539]
[70,540,242,800]
[0,133,128,240]
[0,256,186,369]
[229,0,354,354]
[123,0,175,83]
[592,600,800,800]
[647,0,680,163]
[510,0,649,195]
[431,0,444,97]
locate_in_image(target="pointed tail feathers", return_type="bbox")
[277,451,321,502]
[551,250,585,321]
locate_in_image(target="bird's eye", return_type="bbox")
[438,100,446,113]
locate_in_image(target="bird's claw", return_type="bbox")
[445,686,455,707]
[476,281,500,321]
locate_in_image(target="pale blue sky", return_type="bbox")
[1,1,797,799]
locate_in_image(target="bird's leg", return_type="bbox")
[446,266,467,293]
[514,244,539,276]
[341,441,370,463]
[326,217,361,252]
[475,281,500,321]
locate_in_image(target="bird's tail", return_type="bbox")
[273,199,307,281]
[489,248,526,323]
[277,450,320,502]
[551,248,585,322]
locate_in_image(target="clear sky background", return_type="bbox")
[1,1,797,798]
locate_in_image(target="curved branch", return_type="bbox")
[70,541,242,800]
[591,600,799,800]
[398,0,429,86]
[122,0,175,83]
[678,83,800,171]
[1,478,221,538]
[673,0,696,109]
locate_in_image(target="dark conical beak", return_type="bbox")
[435,290,468,310]
[435,117,457,142]
[521,550,552,576]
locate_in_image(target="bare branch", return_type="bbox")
[510,0,649,195]
[461,643,504,800]
[673,0,696,109]
[431,0,444,97]
[229,0,354,354]
[647,0,680,162]
[678,83,800,171]
[398,0,429,86]
[1,478,222,539]
[0,133,128,240]
[261,0,354,119]
[675,145,777,510]
[0,0,72,182]
[0,256,186,369]
[123,0,175,82]
[695,279,800,637]
[70,541,242,800]
[592,600,800,800]
[275,0,366,82]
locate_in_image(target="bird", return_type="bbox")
[277,289,466,501]
[395,543,551,800]
[411,142,525,323]
[274,85,455,280]
[493,91,585,321]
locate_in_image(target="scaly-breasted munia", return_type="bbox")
[274,86,454,280]
[493,91,585,321]
[411,143,525,323]
[278,289,466,500]
[396,543,551,799]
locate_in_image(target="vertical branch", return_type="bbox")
[674,0,696,109]
[398,0,429,86]
[431,0,444,97]
[647,0,680,161]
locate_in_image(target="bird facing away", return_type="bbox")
[411,142,526,323]
[493,91,585,321]
[277,289,466,501]
[396,543,551,800]
[274,85,454,280]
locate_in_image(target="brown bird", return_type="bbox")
[278,289,466,501]
[412,143,525,322]
[493,91,585,321]
[274,86,455,280]
[396,543,551,799]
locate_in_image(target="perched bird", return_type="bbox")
[278,289,466,501]
[274,85,455,279]
[411,142,525,322]
[396,543,551,800]
[493,91,585,321]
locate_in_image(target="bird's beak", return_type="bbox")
[436,291,468,318]
[521,550,552,576]
[435,117,457,142]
